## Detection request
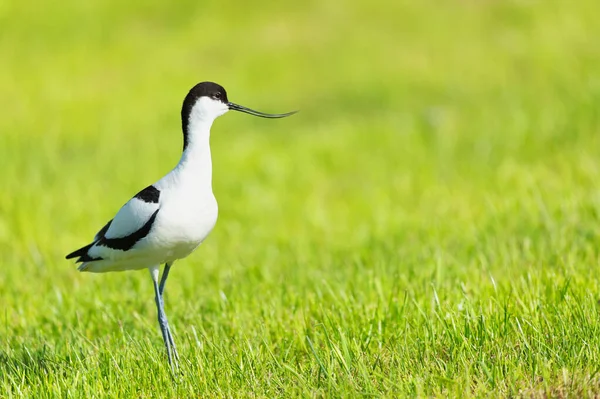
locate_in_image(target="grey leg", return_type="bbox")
[159,262,173,296]
[159,263,179,362]
[149,266,177,369]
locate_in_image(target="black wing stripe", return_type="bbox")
[66,243,94,260]
[95,219,113,240]
[66,190,159,261]
[134,185,160,204]
[97,209,160,251]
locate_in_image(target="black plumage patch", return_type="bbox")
[66,242,104,263]
[181,82,228,150]
[66,197,160,262]
[95,219,113,240]
[66,217,114,263]
[66,242,94,260]
[97,209,160,251]
[134,185,160,204]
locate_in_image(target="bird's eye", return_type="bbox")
[213,92,221,100]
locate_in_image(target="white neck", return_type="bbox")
[174,114,214,190]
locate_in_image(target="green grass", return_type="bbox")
[2,0,600,397]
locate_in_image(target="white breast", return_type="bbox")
[147,114,218,263]
[143,178,218,263]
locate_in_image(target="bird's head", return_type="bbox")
[182,81,297,126]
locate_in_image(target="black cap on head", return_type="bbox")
[180,80,297,150]
[181,82,229,150]
[182,82,228,120]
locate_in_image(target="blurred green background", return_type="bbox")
[2,0,600,397]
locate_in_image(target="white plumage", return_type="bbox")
[66,81,296,368]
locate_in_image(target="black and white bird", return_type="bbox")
[66,81,296,368]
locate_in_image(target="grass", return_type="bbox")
[2,0,600,397]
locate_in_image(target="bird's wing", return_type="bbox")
[66,185,161,262]
[94,218,113,241]
[101,186,160,242]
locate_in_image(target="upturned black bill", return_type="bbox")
[228,102,297,118]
